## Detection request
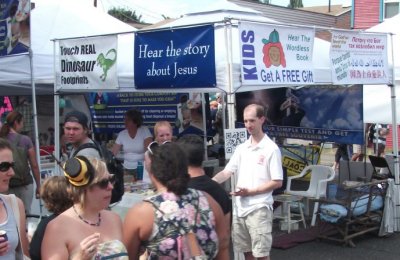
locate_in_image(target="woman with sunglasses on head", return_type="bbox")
[42,156,128,259]
[0,138,30,259]
[123,142,229,259]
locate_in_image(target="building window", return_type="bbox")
[385,2,399,18]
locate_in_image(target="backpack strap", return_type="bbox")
[72,140,103,158]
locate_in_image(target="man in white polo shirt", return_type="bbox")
[213,103,283,260]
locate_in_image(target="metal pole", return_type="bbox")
[389,33,399,184]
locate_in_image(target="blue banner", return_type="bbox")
[86,92,188,136]
[0,0,29,56]
[235,85,364,144]
[134,25,216,89]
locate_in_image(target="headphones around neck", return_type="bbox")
[63,156,94,187]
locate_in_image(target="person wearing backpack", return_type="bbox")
[0,111,41,215]
[64,110,124,204]
[63,110,100,159]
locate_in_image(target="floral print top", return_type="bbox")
[143,188,219,259]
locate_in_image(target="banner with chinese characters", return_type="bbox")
[330,31,390,84]
[56,35,118,90]
[239,21,315,86]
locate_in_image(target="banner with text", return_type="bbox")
[56,35,118,90]
[134,25,216,89]
[0,0,30,56]
[87,92,189,136]
[239,21,315,86]
[235,85,364,144]
[330,31,389,84]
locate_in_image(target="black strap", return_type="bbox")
[72,141,102,158]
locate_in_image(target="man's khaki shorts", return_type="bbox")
[232,207,273,258]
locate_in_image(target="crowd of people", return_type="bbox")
[0,102,286,259]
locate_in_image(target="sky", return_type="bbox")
[96,0,351,23]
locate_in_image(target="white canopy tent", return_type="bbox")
[364,14,400,124]
[0,0,136,94]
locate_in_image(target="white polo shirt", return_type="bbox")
[225,134,283,217]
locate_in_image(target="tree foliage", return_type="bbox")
[108,7,143,23]
[287,0,304,8]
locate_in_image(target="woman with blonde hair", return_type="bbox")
[0,138,29,259]
[153,120,173,144]
[29,176,73,260]
[42,156,128,259]
[0,111,41,214]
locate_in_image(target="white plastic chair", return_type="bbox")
[286,165,336,226]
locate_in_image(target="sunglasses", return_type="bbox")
[94,174,116,189]
[147,141,171,155]
[0,161,15,172]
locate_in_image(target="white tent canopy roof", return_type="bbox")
[0,0,135,95]
[151,2,332,93]
[363,14,400,124]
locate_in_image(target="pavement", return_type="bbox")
[269,146,400,260]
[271,232,400,260]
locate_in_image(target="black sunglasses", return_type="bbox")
[147,141,171,155]
[94,174,116,189]
[0,161,15,172]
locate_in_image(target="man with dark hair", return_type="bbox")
[63,110,100,158]
[177,134,232,218]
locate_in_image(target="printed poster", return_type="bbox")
[134,25,216,89]
[235,85,364,144]
[56,35,118,90]
[87,92,189,136]
[0,0,30,56]
[239,21,315,86]
[224,128,247,160]
[330,31,389,84]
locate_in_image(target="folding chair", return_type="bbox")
[368,155,394,180]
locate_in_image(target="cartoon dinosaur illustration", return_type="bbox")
[97,49,117,81]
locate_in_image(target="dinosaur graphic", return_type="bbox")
[97,49,117,81]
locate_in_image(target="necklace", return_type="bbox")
[72,205,101,227]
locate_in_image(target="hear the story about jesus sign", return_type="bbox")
[134,25,216,89]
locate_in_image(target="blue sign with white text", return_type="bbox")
[235,85,364,144]
[134,25,216,89]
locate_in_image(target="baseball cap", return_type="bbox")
[64,110,88,128]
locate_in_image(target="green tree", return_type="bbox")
[287,0,304,8]
[108,7,143,23]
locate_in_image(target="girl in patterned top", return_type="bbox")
[123,142,229,259]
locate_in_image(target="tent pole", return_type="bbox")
[389,33,399,184]
[53,40,61,175]
[29,47,42,211]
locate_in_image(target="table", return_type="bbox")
[273,194,307,233]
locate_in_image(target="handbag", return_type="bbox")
[9,194,31,260]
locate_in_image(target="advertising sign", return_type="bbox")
[235,85,364,144]
[134,25,216,89]
[239,21,315,86]
[87,92,189,136]
[56,35,118,90]
[330,31,389,84]
[0,0,30,56]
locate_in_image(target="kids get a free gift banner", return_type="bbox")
[239,21,315,86]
